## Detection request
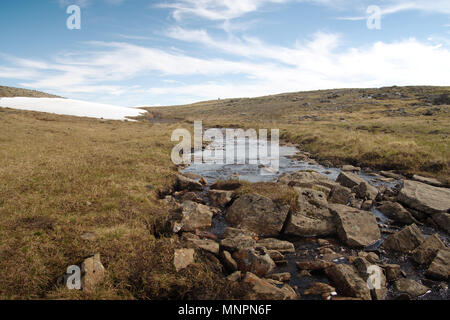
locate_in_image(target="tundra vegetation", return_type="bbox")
[0,85,449,299]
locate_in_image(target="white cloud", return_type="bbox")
[159,0,290,21]
[2,32,450,105]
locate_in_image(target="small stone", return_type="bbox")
[174,248,195,272]
[81,253,106,293]
[268,272,291,282]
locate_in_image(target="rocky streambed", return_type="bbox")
[164,135,450,300]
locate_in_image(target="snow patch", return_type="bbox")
[0,97,147,120]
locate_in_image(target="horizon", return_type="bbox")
[1,0,450,107]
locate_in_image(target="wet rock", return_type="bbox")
[278,171,337,195]
[174,248,195,272]
[257,238,295,253]
[243,273,298,300]
[226,194,290,237]
[220,236,256,252]
[296,259,333,272]
[325,264,372,300]
[208,190,234,207]
[176,174,203,191]
[187,239,219,255]
[377,201,420,225]
[221,251,238,272]
[382,264,406,281]
[328,185,352,205]
[354,182,379,200]
[382,224,425,253]
[179,201,214,232]
[81,253,106,293]
[380,171,404,180]
[429,212,450,234]
[285,188,336,237]
[330,204,381,248]
[412,175,443,187]
[342,165,361,172]
[411,234,446,266]
[303,282,337,297]
[426,249,450,280]
[233,246,276,277]
[398,180,450,215]
[268,272,291,282]
[394,279,430,299]
[336,172,366,189]
[226,271,242,282]
[210,180,242,191]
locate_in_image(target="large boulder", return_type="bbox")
[394,279,430,299]
[179,201,214,232]
[411,234,446,266]
[232,247,276,277]
[328,185,352,205]
[429,212,450,234]
[325,264,372,300]
[243,272,298,300]
[220,236,256,252]
[284,188,336,237]
[278,171,338,195]
[336,172,366,189]
[354,182,379,201]
[329,204,381,248]
[377,201,420,225]
[398,180,450,215]
[426,249,450,280]
[382,224,425,253]
[226,194,290,237]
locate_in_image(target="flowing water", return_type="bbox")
[182,133,449,300]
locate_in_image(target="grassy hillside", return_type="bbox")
[0,85,61,98]
[0,108,242,299]
[148,86,450,182]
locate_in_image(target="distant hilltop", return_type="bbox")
[0,85,61,98]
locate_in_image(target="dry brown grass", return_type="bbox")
[0,108,244,300]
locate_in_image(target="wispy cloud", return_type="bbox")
[2,32,449,105]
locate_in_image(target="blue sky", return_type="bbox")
[0,0,449,106]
